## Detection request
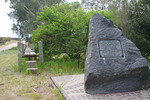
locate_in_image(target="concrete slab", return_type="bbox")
[51,74,150,100]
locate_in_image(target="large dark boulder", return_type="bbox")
[84,13,150,94]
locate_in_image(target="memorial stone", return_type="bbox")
[84,13,150,94]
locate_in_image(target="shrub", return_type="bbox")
[0,37,11,44]
[32,3,113,60]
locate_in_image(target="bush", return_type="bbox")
[57,53,71,61]
[32,3,113,60]
[0,37,11,44]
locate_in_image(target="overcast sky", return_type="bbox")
[0,0,81,38]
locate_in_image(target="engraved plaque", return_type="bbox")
[99,40,123,57]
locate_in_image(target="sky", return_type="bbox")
[0,0,81,38]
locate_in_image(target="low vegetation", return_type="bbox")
[18,53,84,76]
[32,3,113,61]
[0,37,11,45]
[0,44,84,99]
[0,48,65,100]
[1,0,150,99]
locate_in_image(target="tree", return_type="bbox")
[127,0,150,57]
[110,0,150,57]
[6,0,65,39]
[31,2,113,61]
[81,0,112,10]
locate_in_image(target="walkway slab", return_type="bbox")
[51,74,150,100]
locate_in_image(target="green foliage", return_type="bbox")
[10,47,17,50]
[0,37,11,44]
[52,53,71,61]
[126,0,150,57]
[16,58,33,75]
[50,85,65,100]
[109,0,150,57]
[7,0,65,39]
[32,3,113,60]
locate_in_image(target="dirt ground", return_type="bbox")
[0,44,63,100]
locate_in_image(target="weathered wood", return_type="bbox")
[39,41,44,63]
[17,41,22,72]
[27,68,38,74]
[24,46,37,57]
[26,61,37,68]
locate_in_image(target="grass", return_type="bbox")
[37,59,84,76]
[17,54,84,76]
[0,49,17,71]
[1,43,150,99]
[0,40,18,48]
[50,87,65,100]
[0,49,61,100]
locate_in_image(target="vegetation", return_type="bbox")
[81,0,150,57]
[81,0,112,10]
[1,1,150,99]
[108,0,150,57]
[0,48,65,100]
[2,0,149,99]
[19,54,84,76]
[0,37,11,45]
[127,0,150,57]
[37,60,84,76]
[0,40,17,48]
[6,0,65,39]
[7,0,150,58]
[32,3,113,63]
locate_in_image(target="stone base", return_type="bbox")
[51,74,150,100]
[86,78,149,94]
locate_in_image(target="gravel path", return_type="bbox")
[0,43,17,52]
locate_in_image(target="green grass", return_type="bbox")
[0,49,56,100]
[36,59,84,76]
[50,87,65,100]
[0,46,83,100]
[0,50,17,70]
[1,47,150,100]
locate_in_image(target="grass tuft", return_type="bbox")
[37,59,84,76]
[50,86,65,100]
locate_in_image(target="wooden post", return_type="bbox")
[21,43,24,55]
[39,41,44,63]
[17,41,22,71]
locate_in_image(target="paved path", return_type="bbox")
[0,43,17,52]
[51,74,150,100]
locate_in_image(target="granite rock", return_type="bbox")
[84,13,150,94]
